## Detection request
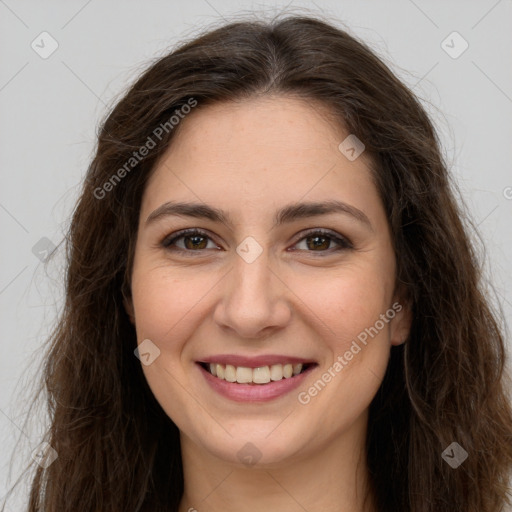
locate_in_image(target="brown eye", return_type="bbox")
[161,228,352,256]
[305,234,331,251]
[162,229,219,252]
[292,229,353,254]
[182,234,208,250]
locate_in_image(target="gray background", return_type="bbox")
[1,0,511,509]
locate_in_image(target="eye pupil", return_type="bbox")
[307,235,330,250]
[185,235,207,250]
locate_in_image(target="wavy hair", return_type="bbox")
[4,12,511,512]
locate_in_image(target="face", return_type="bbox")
[126,95,411,467]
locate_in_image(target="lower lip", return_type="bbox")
[197,363,316,402]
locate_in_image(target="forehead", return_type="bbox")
[141,95,382,227]
[163,95,349,166]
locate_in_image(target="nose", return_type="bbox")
[213,247,292,340]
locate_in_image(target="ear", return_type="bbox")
[389,297,412,346]
[123,295,136,325]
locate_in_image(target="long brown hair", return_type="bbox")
[4,12,511,512]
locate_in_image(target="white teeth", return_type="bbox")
[205,362,305,384]
[224,364,236,382]
[253,366,271,384]
[236,366,252,383]
[270,364,283,381]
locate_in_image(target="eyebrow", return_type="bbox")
[145,199,373,231]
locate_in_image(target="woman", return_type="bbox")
[8,13,512,512]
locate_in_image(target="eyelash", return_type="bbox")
[160,228,353,256]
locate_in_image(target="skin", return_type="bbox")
[125,95,412,512]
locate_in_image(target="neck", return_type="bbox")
[177,411,376,512]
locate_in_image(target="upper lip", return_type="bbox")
[197,354,316,368]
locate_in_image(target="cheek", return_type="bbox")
[129,268,212,431]
[292,262,395,411]
[292,263,394,341]
[130,268,210,354]
[293,271,394,424]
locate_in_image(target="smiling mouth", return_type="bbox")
[198,362,316,385]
